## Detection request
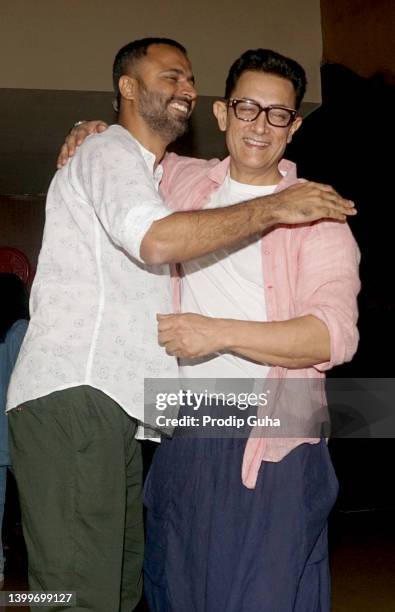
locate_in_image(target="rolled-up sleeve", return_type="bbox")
[295,221,361,370]
[73,135,172,262]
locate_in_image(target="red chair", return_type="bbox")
[0,247,33,287]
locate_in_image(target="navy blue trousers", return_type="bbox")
[144,437,338,612]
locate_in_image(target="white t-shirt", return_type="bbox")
[7,125,178,421]
[180,173,277,380]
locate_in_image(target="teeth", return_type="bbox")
[170,102,189,113]
[244,138,268,146]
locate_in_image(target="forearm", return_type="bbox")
[140,195,279,264]
[214,315,330,368]
[140,181,356,265]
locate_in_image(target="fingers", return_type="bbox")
[322,206,353,222]
[318,186,355,216]
[56,121,109,169]
[72,126,92,146]
[300,181,354,206]
[158,332,181,356]
[157,314,186,355]
[81,120,109,135]
[342,198,356,211]
[157,314,176,333]
[158,330,174,346]
[164,343,180,357]
[335,200,354,215]
[66,132,78,151]
[56,129,85,169]
[72,129,86,146]
[329,196,356,218]
[56,143,71,169]
[302,182,357,220]
[339,203,356,216]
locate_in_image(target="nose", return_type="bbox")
[179,79,197,102]
[252,110,269,133]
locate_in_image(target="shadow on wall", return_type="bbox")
[286,64,395,512]
[287,63,395,379]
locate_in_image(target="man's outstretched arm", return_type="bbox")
[58,121,356,266]
[140,182,355,264]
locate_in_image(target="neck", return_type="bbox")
[229,161,282,186]
[118,109,168,167]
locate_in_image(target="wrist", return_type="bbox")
[214,318,237,352]
[256,193,282,228]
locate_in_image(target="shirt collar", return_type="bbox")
[207,156,297,186]
[114,124,163,186]
[133,138,164,187]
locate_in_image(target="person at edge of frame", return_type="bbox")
[0,273,29,588]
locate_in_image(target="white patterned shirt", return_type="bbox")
[7,125,178,422]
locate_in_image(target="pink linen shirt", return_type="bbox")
[161,153,361,489]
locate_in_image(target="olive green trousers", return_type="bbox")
[9,386,143,612]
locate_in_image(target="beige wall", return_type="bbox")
[0,0,322,101]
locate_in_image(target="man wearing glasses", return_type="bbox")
[54,47,359,610]
[147,48,360,611]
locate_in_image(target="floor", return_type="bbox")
[330,508,395,611]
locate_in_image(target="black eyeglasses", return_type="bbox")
[228,98,298,127]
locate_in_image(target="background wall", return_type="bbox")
[0,0,322,196]
[0,196,45,267]
[321,0,395,83]
[0,0,323,99]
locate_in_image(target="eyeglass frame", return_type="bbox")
[228,98,298,127]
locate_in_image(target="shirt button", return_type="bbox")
[264,249,270,255]
[267,285,273,289]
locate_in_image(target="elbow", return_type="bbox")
[140,235,172,265]
[327,324,359,369]
[342,327,360,364]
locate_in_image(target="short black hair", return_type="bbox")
[0,273,29,342]
[112,37,187,109]
[225,48,307,109]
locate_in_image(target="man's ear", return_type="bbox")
[213,100,228,132]
[119,75,137,101]
[286,115,303,144]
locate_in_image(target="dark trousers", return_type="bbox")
[144,436,338,612]
[9,386,143,612]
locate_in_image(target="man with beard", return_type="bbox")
[11,39,355,611]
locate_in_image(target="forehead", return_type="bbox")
[232,70,296,106]
[141,44,193,74]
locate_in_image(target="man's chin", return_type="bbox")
[166,118,189,142]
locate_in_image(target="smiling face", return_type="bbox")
[214,70,302,185]
[131,44,197,143]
